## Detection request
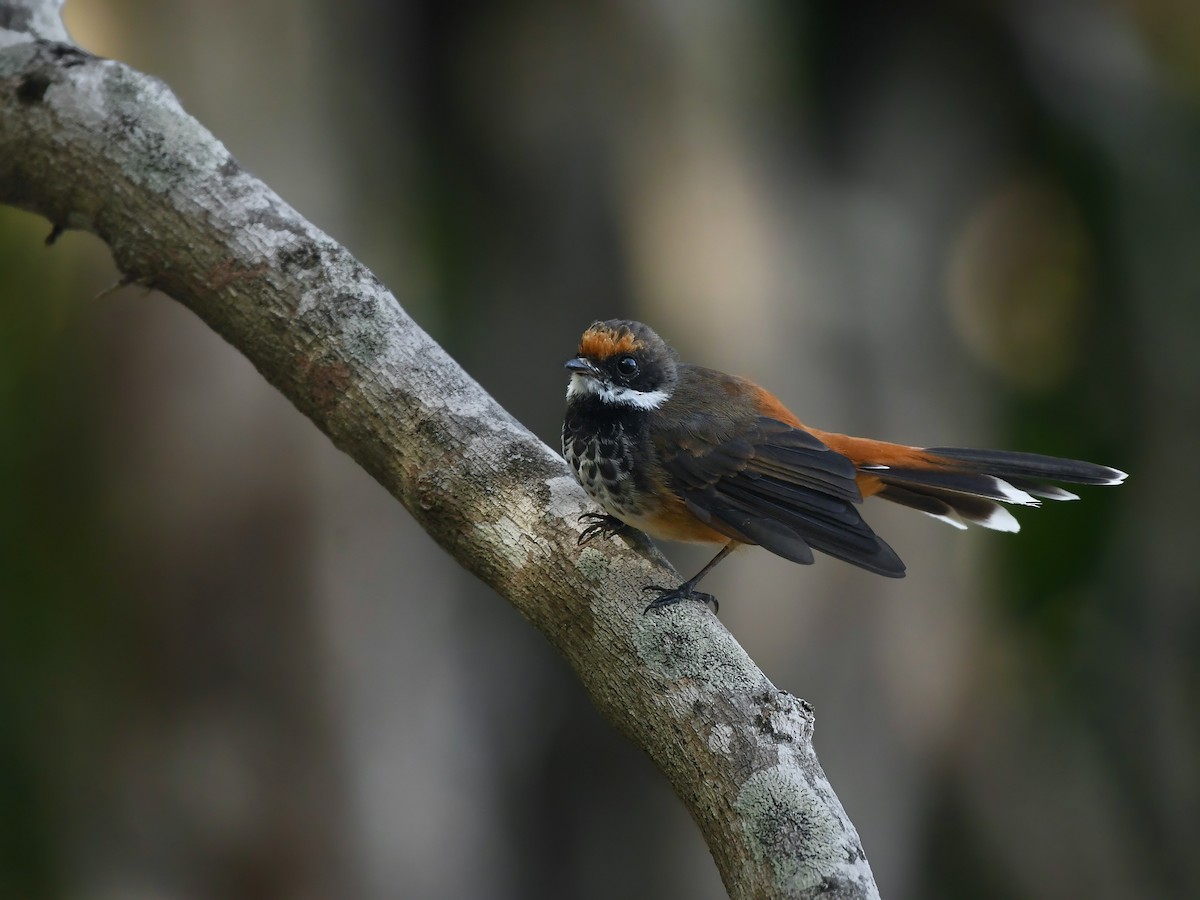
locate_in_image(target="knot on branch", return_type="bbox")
[7,40,90,105]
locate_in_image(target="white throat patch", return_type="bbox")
[567,374,670,410]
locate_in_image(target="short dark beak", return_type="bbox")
[564,357,599,377]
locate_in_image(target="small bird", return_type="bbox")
[561,319,1127,612]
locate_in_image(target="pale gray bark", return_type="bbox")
[0,4,879,897]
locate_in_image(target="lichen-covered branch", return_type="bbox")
[0,6,879,898]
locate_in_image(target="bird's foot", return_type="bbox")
[642,584,719,615]
[578,512,631,546]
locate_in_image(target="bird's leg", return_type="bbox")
[643,544,737,614]
[578,512,632,546]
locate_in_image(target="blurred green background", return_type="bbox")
[2,1,1196,898]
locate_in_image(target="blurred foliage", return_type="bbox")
[0,213,123,899]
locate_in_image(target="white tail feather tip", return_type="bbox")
[1038,486,1080,501]
[979,505,1021,533]
[992,477,1040,506]
[925,511,968,531]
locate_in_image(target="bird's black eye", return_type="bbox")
[616,356,639,377]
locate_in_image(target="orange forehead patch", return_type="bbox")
[579,324,642,360]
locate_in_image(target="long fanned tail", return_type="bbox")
[872,447,1126,533]
[809,430,1127,534]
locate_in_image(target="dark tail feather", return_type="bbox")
[924,448,1127,487]
[877,483,1020,532]
[872,448,1126,533]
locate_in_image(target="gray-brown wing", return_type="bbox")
[657,416,906,577]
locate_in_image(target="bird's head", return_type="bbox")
[564,319,679,410]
